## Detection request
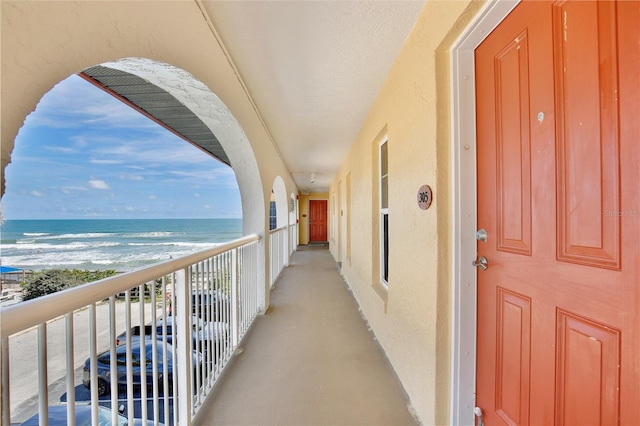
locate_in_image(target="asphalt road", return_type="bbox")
[7,300,163,424]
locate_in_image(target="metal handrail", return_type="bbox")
[268,226,288,234]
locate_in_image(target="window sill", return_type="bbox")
[371,281,388,314]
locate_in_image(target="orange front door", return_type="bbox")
[309,200,328,242]
[475,1,639,424]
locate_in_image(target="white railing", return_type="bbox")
[269,227,288,287]
[288,223,298,256]
[0,234,260,426]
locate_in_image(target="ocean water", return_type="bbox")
[0,219,242,272]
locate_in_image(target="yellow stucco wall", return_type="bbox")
[328,1,486,423]
[298,192,329,245]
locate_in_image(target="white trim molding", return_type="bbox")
[449,1,520,424]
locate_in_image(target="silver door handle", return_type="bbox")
[474,407,484,426]
[472,256,488,270]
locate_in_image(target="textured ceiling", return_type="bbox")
[201,1,426,191]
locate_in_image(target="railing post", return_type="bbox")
[269,233,274,287]
[89,304,99,426]
[125,292,134,420]
[108,297,119,426]
[259,237,268,312]
[65,313,75,426]
[284,227,290,267]
[138,284,148,425]
[231,248,239,349]
[175,268,193,426]
[1,337,9,426]
[37,323,49,426]
[277,231,282,274]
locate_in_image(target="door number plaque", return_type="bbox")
[417,185,433,210]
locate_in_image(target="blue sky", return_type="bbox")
[2,75,241,220]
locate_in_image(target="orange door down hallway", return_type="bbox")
[309,200,328,242]
[475,1,639,424]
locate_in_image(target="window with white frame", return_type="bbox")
[379,139,389,285]
[269,200,277,230]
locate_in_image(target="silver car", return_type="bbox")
[82,340,201,396]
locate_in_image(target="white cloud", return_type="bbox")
[72,136,88,147]
[168,167,236,185]
[194,193,201,197]
[91,159,124,165]
[125,206,135,211]
[61,186,89,193]
[92,143,135,156]
[31,190,45,197]
[31,75,158,131]
[89,179,110,190]
[44,146,75,154]
[119,173,144,181]
[93,138,212,166]
[149,195,157,200]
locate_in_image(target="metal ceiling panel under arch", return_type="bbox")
[79,65,230,167]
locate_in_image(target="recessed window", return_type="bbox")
[380,139,389,285]
[346,172,351,262]
[269,200,277,230]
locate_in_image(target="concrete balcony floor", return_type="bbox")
[195,246,418,425]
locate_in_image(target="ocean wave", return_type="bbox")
[3,249,123,267]
[34,232,115,240]
[128,242,217,248]
[1,219,241,272]
[92,260,115,265]
[3,245,208,271]
[2,255,88,267]
[5,241,121,250]
[16,239,36,244]
[122,232,183,238]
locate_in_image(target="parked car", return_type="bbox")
[115,324,156,346]
[82,340,201,396]
[160,314,229,344]
[191,290,230,320]
[116,315,228,350]
[157,314,207,335]
[19,404,136,425]
[115,315,203,345]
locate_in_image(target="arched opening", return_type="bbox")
[1,57,267,305]
[85,58,265,240]
[2,73,243,271]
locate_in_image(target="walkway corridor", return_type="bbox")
[195,246,418,425]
